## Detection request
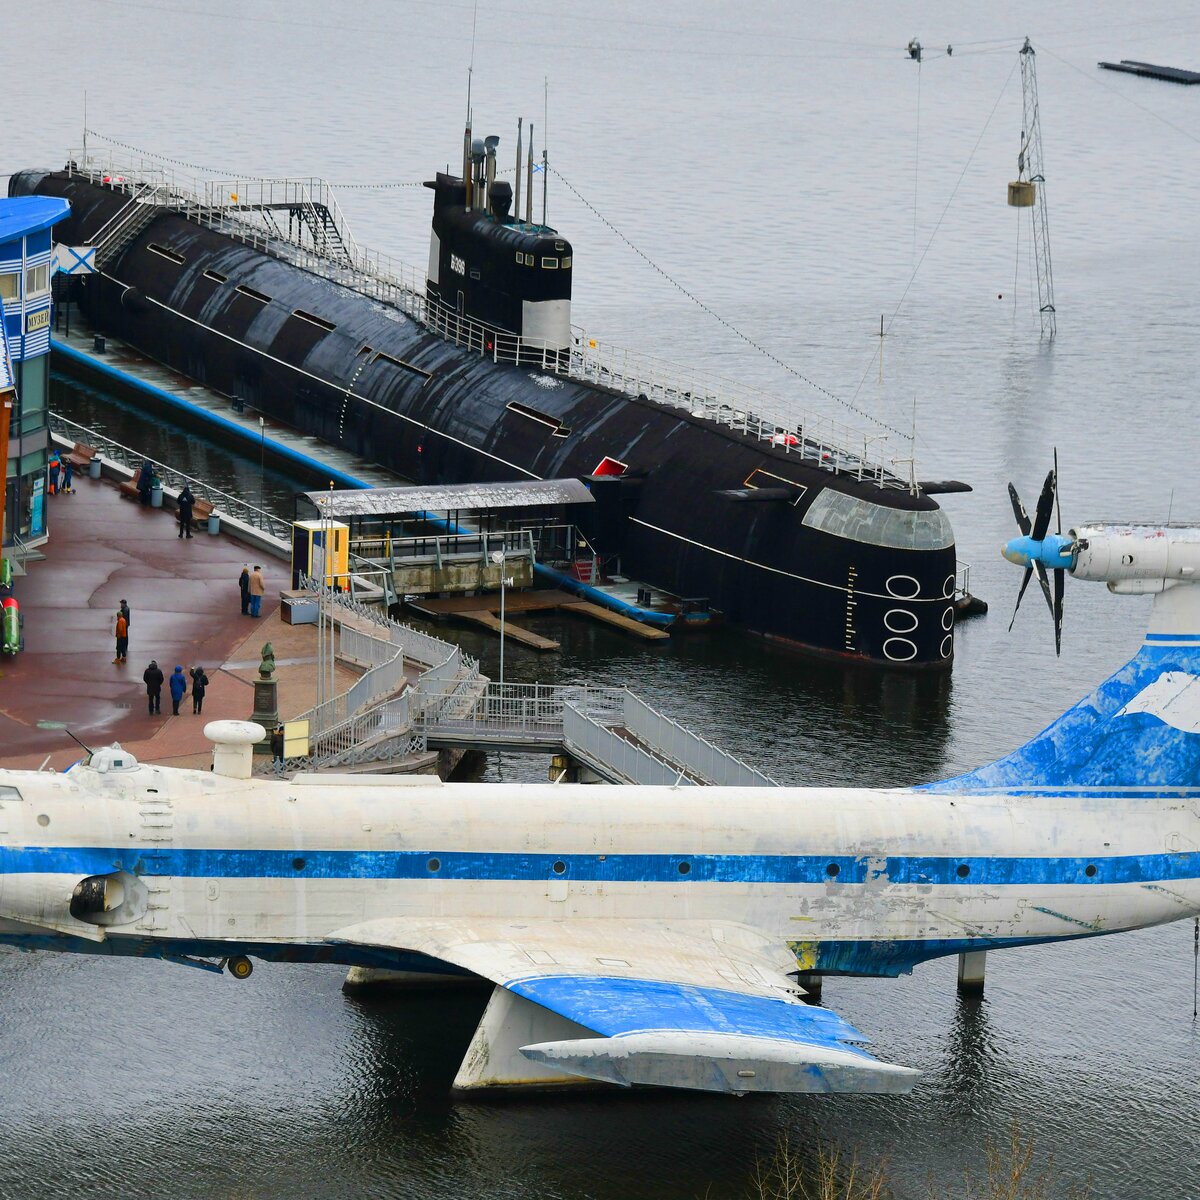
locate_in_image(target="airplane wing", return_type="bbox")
[328,916,918,1095]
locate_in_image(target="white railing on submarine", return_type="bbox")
[67,152,908,490]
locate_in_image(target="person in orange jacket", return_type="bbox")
[112,610,129,664]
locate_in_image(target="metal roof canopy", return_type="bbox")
[300,477,595,518]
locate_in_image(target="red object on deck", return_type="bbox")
[591,456,628,477]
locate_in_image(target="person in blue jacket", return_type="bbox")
[168,664,188,715]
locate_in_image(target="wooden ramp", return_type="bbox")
[559,600,671,640]
[460,611,560,652]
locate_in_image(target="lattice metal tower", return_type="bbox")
[1018,37,1056,338]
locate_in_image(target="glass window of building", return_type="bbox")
[0,272,18,302]
[18,356,47,433]
[25,264,49,296]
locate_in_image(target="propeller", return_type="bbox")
[1002,450,1073,654]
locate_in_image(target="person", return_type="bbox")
[120,598,131,630]
[249,564,266,617]
[48,454,61,496]
[168,664,188,716]
[61,459,74,495]
[270,724,285,763]
[189,665,209,714]
[136,461,154,505]
[143,660,164,714]
[177,484,195,538]
[238,565,251,615]
[112,609,129,665]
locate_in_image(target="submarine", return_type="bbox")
[11,124,965,668]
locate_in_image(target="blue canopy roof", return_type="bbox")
[0,196,70,245]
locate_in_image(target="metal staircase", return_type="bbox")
[90,185,168,270]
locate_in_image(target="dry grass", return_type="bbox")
[736,1124,1090,1200]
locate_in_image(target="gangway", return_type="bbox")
[416,682,778,787]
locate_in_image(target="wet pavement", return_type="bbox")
[0,471,356,771]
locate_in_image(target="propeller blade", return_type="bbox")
[1008,483,1032,536]
[1035,559,1054,620]
[1053,567,1064,656]
[1031,468,1056,542]
[1008,566,1034,631]
[1053,447,1062,536]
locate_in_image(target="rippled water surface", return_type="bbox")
[5,1,1200,1196]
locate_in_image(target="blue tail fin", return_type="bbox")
[926,633,1200,793]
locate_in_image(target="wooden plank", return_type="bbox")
[461,611,560,652]
[559,600,672,640]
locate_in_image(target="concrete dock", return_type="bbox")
[0,469,360,772]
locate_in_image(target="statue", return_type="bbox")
[258,642,276,679]
[251,643,280,752]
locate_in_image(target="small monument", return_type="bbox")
[250,642,280,754]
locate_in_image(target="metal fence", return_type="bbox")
[49,413,292,542]
[417,681,625,744]
[66,154,910,492]
[620,691,778,787]
[561,704,695,786]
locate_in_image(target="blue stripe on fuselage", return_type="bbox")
[1,846,1198,886]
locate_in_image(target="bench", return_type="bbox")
[118,479,142,501]
[64,442,98,470]
[190,497,215,530]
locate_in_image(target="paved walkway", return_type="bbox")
[0,472,357,772]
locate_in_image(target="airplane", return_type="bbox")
[1,475,1198,1098]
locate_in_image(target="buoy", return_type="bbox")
[1008,180,1036,207]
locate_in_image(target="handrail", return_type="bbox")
[48,413,292,542]
[65,152,911,490]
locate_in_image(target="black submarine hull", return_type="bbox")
[14,168,958,668]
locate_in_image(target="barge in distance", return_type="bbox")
[12,125,969,669]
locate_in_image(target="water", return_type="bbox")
[4,2,1200,1195]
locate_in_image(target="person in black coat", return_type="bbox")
[143,660,164,715]
[189,665,209,714]
[239,564,251,615]
[177,485,195,538]
[137,461,154,505]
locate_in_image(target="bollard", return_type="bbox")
[957,950,987,995]
[93,334,106,353]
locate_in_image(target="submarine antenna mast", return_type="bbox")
[514,117,523,220]
[526,124,534,224]
[542,77,549,225]
[1017,37,1056,338]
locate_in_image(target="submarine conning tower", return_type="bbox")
[425,132,572,365]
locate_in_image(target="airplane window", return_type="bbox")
[552,860,566,875]
[292,857,306,871]
[825,862,840,877]
[1084,864,1097,878]
[427,857,441,872]
[0,785,23,802]
[956,864,970,878]
[677,861,691,876]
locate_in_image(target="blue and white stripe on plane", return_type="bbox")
[2,846,1198,886]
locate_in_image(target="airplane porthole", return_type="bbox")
[552,860,567,875]
[826,862,840,878]
[1085,864,1097,878]
[427,857,441,872]
[956,864,970,878]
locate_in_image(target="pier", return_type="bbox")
[4,446,767,788]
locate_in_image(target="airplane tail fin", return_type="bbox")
[928,586,1200,793]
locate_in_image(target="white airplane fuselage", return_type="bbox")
[3,763,1198,977]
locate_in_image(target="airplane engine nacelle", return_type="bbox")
[69,871,149,927]
[1071,525,1200,585]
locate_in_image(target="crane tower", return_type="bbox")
[1011,37,1056,338]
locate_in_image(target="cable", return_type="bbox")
[1034,40,1200,148]
[849,54,1021,409]
[547,164,908,439]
